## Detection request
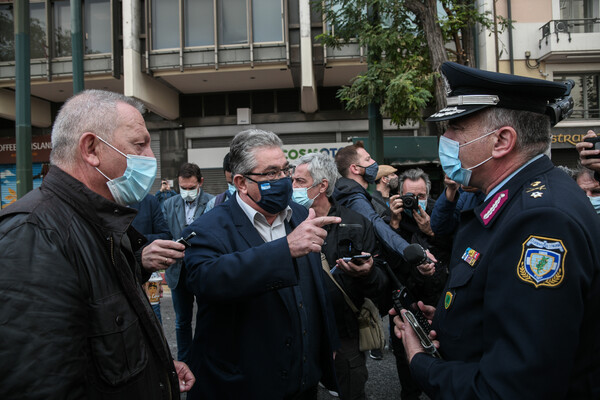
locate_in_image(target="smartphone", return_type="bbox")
[342,254,371,264]
[403,310,442,358]
[584,137,600,159]
[175,232,196,248]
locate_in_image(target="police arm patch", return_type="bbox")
[517,235,566,288]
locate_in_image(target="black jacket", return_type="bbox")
[0,166,178,400]
[394,198,450,306]
[322,200,388,338]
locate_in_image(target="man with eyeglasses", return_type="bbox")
[181,129,342,400]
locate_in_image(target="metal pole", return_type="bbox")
[15,0,33,198]
[367,4,384,165]
[71,0,84,93]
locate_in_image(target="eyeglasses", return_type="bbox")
[245,165,295,181]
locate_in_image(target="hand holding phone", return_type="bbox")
[175,232,196,248]
[584,137,600,159]
[341,254,372,265]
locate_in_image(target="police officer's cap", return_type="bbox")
[427,62,574,125]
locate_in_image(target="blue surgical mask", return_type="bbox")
[360,162,379,184]
[438,130,497,186]
[95,137,157,206]
[227,183,237,196]
[292,183,320,209]
[246,176,293,214]
[588,196,600,214]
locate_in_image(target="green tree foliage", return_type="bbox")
[316,0,508,127]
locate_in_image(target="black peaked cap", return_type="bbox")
[427,62,571,122]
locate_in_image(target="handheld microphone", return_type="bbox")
[404,243,434,266]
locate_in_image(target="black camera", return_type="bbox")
[400,193,419,211]
[546,79,575,126]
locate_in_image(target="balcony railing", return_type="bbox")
[539,18,600,48]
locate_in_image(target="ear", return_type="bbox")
[198,177,204,187]
[233,174,248,194]
[79,132,101,167]
[320,179,329,194]
[492,126,517,159]
[349,163,362,176]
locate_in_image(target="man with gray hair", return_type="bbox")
[0,90,194,398]
[182,129,341,400]
[388,168,450,400]
[291,152,387,400]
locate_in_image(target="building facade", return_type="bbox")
[0,0,598,203]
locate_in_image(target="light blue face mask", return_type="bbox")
[588,196,600,214]
[292,183,320,209]
[95,136,157,206]
[227,183,237,196]
[438,129,497,186]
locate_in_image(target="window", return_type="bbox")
[185,0,214,47]
[84,0,110,54]
[53,0,72,57]
[0,4,14,61]
[152,0,284,50]
[152,0,179,49]
[555,74,600,119]
[560,0,600,33]
[31,3,47,59]
[253,0,283,42]
[218,0,247,45]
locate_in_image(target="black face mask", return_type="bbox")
[246,176,293,214]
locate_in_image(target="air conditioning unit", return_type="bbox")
[237,108,251,125]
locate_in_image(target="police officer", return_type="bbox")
[392,62,600,399]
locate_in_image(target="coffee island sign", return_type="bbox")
[0,135,52,164]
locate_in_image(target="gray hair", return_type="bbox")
[574,165,594,181]
[294,152,340,197]
[399,168,431,195]
[480,107,551,159]
[229,129,283,176]
[50,89,145,168]
[556,165,575,179]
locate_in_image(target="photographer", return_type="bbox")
[292,153,387,400]
[387,168,449,400]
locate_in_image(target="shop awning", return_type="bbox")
[351,136,439,165]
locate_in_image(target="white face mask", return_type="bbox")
[180,187,199,202]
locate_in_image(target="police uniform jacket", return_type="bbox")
[410,156,600,399]
[0,166,179,400]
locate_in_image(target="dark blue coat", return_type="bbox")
[430,188,485,236]
[182,195,339,400]
[130,194,171,242]
[411,156,600,399]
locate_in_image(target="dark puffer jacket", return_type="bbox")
[0,166,178,400]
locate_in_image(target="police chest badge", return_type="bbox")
[517,235,566,288]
